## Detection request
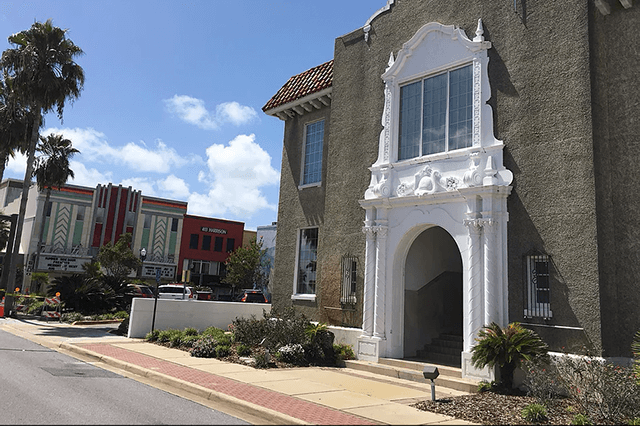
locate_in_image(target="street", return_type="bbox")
[0,328,249,425]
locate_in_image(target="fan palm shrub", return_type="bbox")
[471,322,549,391]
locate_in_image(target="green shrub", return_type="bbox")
[157,329,182,344]
[554,352,640,424]
[202,326,232,345]
[477,381,496,393]
[145,330,160,342]
[254,351,270,369]
[181,334,200,349]
[522,357,566,404]
[113,310,129,319]
[276,343,306,365]
[61,312,83,323]
[471,322,549,391]
[237,344,252,357]
[184,327,198,336]
[216,345,231,358]
[190,335,219,358]
[632,330,640,385]
[169,333,184,348]
[232,307,309,351]
[521,403,547,423]
[627,418,640,425]
[571,414,593,425]
[334,343,355,362]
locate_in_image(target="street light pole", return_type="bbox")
[139,247,147,280]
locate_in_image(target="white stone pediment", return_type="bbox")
[383,22,490,85]
[365,20,511,202]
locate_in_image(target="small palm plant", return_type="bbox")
[471,322,549,392]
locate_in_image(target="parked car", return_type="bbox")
[238,290,269,303]
[125,283,155,298]
[194,288,213,301]
[157,284,194,300]
[122,283,155,307]
[215,294,234,302]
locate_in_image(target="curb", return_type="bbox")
[59,342,308,425]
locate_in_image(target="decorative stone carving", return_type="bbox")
[463,153,482,187]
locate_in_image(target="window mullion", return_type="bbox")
[445,70,450,152]
[419,79,424,157]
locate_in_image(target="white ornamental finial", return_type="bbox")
[474,18,484,42]
[387,52,395,69]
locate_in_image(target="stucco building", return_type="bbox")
[0,179,187,288]
[178,214,244,297]
[263,0,640,380]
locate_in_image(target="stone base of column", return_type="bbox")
[461,351,495,381]
[356,336,386,362]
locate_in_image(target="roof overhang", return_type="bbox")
[263,87,332,121]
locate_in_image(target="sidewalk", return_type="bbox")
[0,318,477,425]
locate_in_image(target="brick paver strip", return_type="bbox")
[81,343,376,425]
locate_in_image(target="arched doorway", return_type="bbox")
[403,226,463,365]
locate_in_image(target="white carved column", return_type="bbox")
[463,218,484,353]
[361,208,376,337]
[482,218,499,327]
[373,209,388,340]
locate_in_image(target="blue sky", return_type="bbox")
[0,0,383,230]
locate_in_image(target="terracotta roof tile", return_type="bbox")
[262,60,333,112]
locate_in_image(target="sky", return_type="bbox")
[0,0,384,231]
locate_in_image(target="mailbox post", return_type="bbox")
[423,365,439,401]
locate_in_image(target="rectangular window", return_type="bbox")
[340,255,357,305]
[202,235,211,251]
[171,218,179,232]
[296,228,318,295]
[524,254,552,318]
[398,64,472,160]
[143,214,151,229]
[302,120,324,185]
[76,206,85,221]
[189,234,199,250]
[226,238,235,252]
[214,236,223,252]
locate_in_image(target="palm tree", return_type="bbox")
[32,133,79,276]
[0,76,33,182]
[0,19,84,291]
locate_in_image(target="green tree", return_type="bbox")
[0,19,84,292]
[471,322,550,392]
[33,133,79,270]
[30,272,49,294]
[0,76,34,182]
[222,238,269,299]
[97,233,141,284]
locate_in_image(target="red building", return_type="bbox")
[178,215,244,295]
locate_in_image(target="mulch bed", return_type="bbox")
[412,392,610,425]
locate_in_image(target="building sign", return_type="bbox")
[38,255,91,272]
[201,227,227,234]
[142,264,176,279]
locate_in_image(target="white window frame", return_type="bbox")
[299,119,325,189]
[524,254,553,319]
[291,226,318,301]
[397,63,473,161]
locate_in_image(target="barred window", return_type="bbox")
[524,253,553,319]
[340,255,357,306]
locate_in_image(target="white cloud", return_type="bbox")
[119,177,157,196]
[164,95,257,130]
[216,102,258,126]
[187,134,279,217]
[68,161,112,187]
[5,151,27,177]
[44,127,195,174]
[158,175,190,199]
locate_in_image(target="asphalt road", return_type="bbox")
[0,328,249,425]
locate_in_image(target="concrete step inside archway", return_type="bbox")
[414,333,463,368]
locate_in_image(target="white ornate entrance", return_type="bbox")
[356,20,513,380]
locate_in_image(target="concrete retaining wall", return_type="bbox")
[128,298,271,338]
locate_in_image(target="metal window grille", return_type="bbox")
[524,253,551,319]
[340,255,357,306]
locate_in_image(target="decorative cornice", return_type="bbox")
[363,0,395,42]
